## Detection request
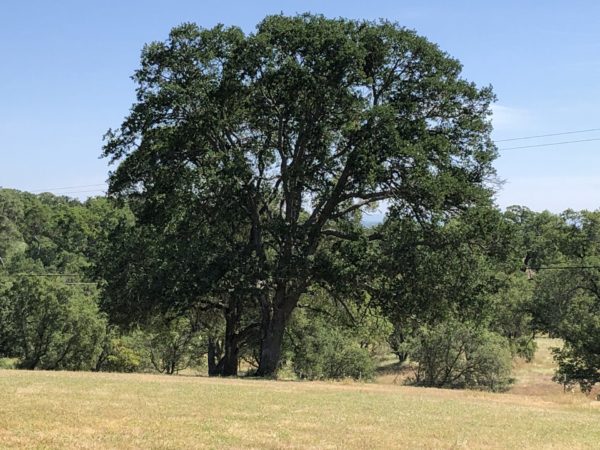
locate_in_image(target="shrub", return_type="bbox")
[324,345,375,380]
[96,329,151,373]
[552,344,600,394]
[96,318,206,374]
[146,316,206,374]
[0,358,17,369]
[287,311,375,381]
[407,319,514,392]
[3,277,106,370]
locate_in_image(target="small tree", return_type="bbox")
[284,292,381,380]
[531,211,600,393]
[407,319,513,392]
[3,276,106,370]
[146,315,206,375]
[488,274,537,361]
[96,328,151,373]
[286,313,375,380]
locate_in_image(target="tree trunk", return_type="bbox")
[221,300,242,376]
[256,289,299,377]
[256,316,286,377]
[208,302,242,376]
[221,321,239,376]
[207,337,223,376]
[221,342,239,376]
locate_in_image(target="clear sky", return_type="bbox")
[1,1,599,212]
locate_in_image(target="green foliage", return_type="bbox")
[531,211,600,392]
[0,276,13,357]
[98,329,151,373]
[327,346,375,381]
[102,14,498,376]
[377,206,521,361]
[1,277,106,370]
[488,274,537,361]
[0,358,17,369]
[0,190,125,369]
[0,189,129,276]
[407,319,514,392]
[146,315,206,374]
[504,206,567,271]
[285,293,381,380]
[0,190,26,264]
[287,319,375,381]
[552,344,600,394]
[97,318,206,375]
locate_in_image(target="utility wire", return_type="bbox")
[495,128,600,142]
[29,183,106,193]
[498,137,600,151]
[48,189,107,195]
[8,127,600,194]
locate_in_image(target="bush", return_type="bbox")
[291,330,375,380]
[96,328,152,373]
[324,345,375,380]
[0,358,17,369]
[96,317,206,374]
[146,316,206,374]
[2,277,106,370]
[286,311,375,381]
[407,319,514,392]
[552,344,600,394]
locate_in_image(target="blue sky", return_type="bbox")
[1,1,599,212]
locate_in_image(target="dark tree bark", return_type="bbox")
[207,299,246,376]
[207,337,223,376]
[256,287,300,376]
[221,304,241,376]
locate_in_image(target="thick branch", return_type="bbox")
[331,191,393,220]
[321,229,382,241]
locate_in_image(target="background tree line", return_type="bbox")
[1,15,598,392]
[1,187,598,392]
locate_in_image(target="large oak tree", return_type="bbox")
[103,14,497,376]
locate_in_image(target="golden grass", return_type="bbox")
[508,337,599,402]
[0,338,599,449]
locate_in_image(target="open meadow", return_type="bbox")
[1,338,599,449]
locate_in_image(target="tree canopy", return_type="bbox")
[102,14,498,376]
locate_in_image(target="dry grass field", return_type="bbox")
[1,338,599,449]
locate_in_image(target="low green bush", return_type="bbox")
[287,311,375,381]
[1,277,106,371]
[96,329,152,373]
[0,358,17,369]
[407,319,514,392]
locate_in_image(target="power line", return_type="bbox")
[7,126,600,193]
[49,189,107,195]
[495,128,600,142]
[498,137,600,151]
[29,183,106,193]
